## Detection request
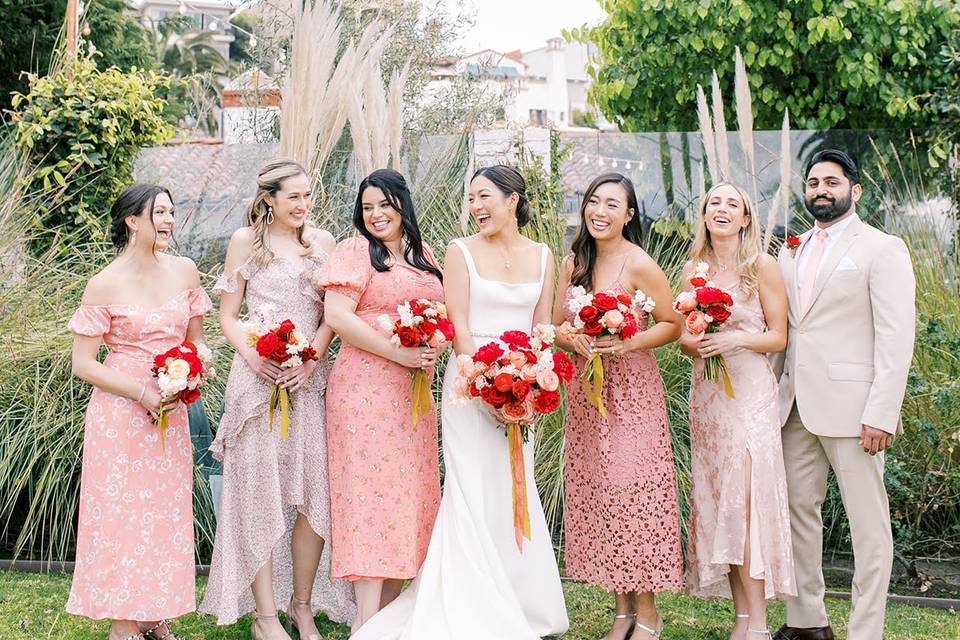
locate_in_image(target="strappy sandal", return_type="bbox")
[117,635,146,640]
[601,612,636,640]
[748,629,774,639]
[629,616,664,640]
[142,621,186,640]
[250,611,280,640]
[286,596,324,640]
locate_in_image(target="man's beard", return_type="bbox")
[804,192,852,222]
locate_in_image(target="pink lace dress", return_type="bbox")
[562,281,684,594]
[317,236,442,581]
[686,285,796,600]
[199,254,355,625]
[65,287,212,621]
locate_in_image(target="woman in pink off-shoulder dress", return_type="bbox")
[319,169,443,634]
[67,184,211,640]
[200,160,354,640]
[679,183,795,640]
[553,173,684,640]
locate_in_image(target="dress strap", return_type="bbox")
[537,243,549,287]
[451,239,479,279]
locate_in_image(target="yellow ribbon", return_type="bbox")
[579,352,607,417]
[156,407,169,454]
[411,369,433,425]
[268,384,291,439]
[703,354,736,399]
[507,422,532,551]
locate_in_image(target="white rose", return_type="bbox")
[377,314,395,332]
[166,358,190,380]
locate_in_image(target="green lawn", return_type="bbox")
[1,571,956,639]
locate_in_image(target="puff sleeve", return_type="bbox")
[316,236,374,302]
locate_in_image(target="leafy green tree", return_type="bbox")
[0,0,156,112]
[573,0,958,131]
[11,56,173,250]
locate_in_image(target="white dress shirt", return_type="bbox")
[795,213,859,292]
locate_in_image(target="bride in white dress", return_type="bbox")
[351,166,569,639]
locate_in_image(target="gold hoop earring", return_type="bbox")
[266,206,275,225]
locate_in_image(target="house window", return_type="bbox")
[529,109,546,125]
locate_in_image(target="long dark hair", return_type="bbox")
[109,183,173,251]
[353,169,442,281]
[570,173,642,289]
[471,165,531,227]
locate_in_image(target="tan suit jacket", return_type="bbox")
[775,215,916,437]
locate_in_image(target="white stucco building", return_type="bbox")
[132,0,236,60]
[428,37,612,131]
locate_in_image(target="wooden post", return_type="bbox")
[66,0,79,60]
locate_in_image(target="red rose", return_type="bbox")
[619,317,639,340]
[181,340,197,354]
[469,381,482,397]
[419,321,437,337]
[579,305,600,324]
[494,372,515,392]
[525,350,538,364]
[397,325,421,348]
[553,351,574,382]
[512,380,531,400]
[474,342,504,365]
[256,332,282,359]
[593,292,618,312]
[690,276,707,287]
[410,299,430,316]
[616,293,632,307]
[184,352,203,377]
[695,287,724,305]
[480,385,494,403]
[489,387,509,407]
[300,345,318,362]
[534,389,560,414]
[436,318,455,341]
[786,235,801,249]
[721,291,734,306]
[583,321,604,337]
[501,330,531,349]
[277,319,295,339]
[180,388,201,404]
[706,304,731,325]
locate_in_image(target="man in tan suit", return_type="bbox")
[773,149,916,640]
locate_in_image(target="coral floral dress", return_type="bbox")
[66,287,211,621]
[318,236,442,581]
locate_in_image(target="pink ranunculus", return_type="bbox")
[685,310,709,336]
[536,369,560,392]
[509,350,528,369]
[521,363,538,383]
[453,375,470,396]
[602,309,624,330]
[674,291,698,314]
[456,353,477,378]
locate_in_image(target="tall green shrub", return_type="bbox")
[11,57,174,251]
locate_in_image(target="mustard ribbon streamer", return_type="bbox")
[411,369,433,425]
[268,384,291,439]
[703,355,736,399]
[579,352,607,417]
[156,407,169,454]
[507,422,532,552]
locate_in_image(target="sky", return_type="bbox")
[440,0,607,54]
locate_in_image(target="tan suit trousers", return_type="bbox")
[782,405,892,640]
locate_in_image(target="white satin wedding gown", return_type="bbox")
[352,239,569,639]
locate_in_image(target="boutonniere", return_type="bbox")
[786,235,802,257]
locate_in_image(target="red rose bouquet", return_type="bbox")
[454,325,574,550]
[151,340,215,451]
[378,298,455,424]
[561,286,656,416]
[241,304,318,439]
[673,261,736,398]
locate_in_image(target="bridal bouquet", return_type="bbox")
[241,305,318,439]
[151,340,215,452]
[561,287,656,416]
[673,262,736,398]
[455,325,575,550]
[378,298,455,424]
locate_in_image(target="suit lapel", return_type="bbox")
[786,228,814,322]
[800,216,862,321]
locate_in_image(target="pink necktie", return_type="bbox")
[800,229,827,312]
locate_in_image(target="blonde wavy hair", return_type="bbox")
[690,182,762,297]
[246,159,313,266]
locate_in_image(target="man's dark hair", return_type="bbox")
[804,149,860,186]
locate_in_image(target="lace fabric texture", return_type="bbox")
[562,282,684,593]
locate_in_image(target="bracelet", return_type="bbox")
[137,384,146,404]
